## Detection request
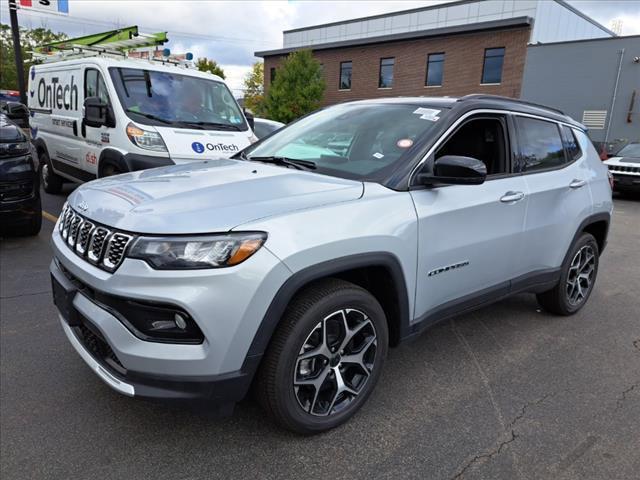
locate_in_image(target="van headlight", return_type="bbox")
[128,232,267,269]
[126,122,168,152]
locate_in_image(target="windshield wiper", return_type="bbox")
[248,156,317,171]
[180,121,241,131]
[125,109,173,125]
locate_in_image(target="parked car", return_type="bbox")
[50,95,612,434]
[29,55,257,194]
[0,113,42,236]
[252,117,284,139]
[603,142,640,193]
[0,101,30,132]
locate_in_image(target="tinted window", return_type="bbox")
[270,67,276,83]
[379,58,394,88]
[561,126,582,161]
[481,47,505,84]
[516,117,565,172]
[85,69,111,105]
[339,61,352,90]
[425,53,445,87]
[253,121,281,139]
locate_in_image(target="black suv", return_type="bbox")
[0,113,41,236]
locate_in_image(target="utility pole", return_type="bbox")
[8,0,28,105]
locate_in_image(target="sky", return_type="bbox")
[2,0,639,95]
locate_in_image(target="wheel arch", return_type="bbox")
[98,148,129,177]
[244,252,411,370]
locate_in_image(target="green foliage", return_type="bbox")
[243,61,265,116]
[263,50,325,123]
[1,24,67,90]
[195,57,225,79]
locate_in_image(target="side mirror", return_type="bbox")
[2,101,29,127]
[416,155,487,186]
[243,108,255,130]
[84,96,114,128]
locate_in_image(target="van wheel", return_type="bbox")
[40,151,63,194]
[256,278,388,434]
[537,233,599,315]
[100,163,124,177]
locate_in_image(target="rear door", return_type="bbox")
[515,116,592,274]
[410,112,528,323]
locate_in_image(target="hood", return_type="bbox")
[604,156,640,166]
[154,126,252,161]
[68,159,363,234]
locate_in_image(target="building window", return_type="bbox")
[339,61,352,90]
[270,67,276,83]
[378,57,394,88]
[425,53,445,87]
[481,47,505,84]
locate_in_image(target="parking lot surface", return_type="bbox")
[1,189,639,480]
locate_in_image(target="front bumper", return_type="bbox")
[611,173,640,192]
[51,226,291,404]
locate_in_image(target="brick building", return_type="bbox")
[255,0,613,106]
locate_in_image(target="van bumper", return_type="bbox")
[124,153,175,171]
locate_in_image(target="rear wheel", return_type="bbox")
[537,232,599,315]
[256,278,388,434]
[40,151,63,194]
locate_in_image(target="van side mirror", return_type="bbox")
[84,97,114,128]
[243,108,255,130]
[416,155,487,186]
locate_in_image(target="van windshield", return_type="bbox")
[109,67,247,131]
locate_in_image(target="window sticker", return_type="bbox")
[373,152,385,159]
[397,138,414,148]
[413,107,440,121]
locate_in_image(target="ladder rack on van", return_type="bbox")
[30,25,192,68]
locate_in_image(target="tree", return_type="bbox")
[263,50,325,123]
[195,57,225,79]
[243,61,264,116]
[1,25,67,90]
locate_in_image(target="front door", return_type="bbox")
[410,114,528,323]
[82,68,114,177]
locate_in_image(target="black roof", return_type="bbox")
[336,95,585,130]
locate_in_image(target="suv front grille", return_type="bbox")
[608,164,640,175]
[58,205,134,272]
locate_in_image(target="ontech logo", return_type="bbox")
[191,142,205,154]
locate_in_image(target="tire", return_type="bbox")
[537,232,599,315]
[100,163,124,177]
[256,278,389,434]
[39,150,64,194]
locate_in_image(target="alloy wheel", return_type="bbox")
[293,308,377,416]
[566,244,596,306]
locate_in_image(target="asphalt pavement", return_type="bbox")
[1,188,638,480]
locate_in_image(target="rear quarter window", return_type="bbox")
[561,125,582,161]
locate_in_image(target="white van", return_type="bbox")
[28,56,256,193]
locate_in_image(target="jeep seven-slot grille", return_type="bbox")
[58,205,134,272]
[608,164,640,175]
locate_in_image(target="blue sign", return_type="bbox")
[191,142,205,154]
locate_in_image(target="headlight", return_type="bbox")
[126,122,167,152]
[128,232,267,269]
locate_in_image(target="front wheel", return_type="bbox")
[537,232,599,315]
[256,278,388,434]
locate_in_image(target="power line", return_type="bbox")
[0,6,280,47]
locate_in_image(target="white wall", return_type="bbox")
[282,0,611,49]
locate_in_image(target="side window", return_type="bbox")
[85,68,111,106]
[435,116,509,176]
[516,117,566,172]
[561,125,582,161]
[85,69,98,98]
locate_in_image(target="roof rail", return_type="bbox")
[457,94,566,116]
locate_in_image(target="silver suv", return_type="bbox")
[50,95,613,433]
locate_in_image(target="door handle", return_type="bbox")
[569,179,586,189]
[500,191,525,203]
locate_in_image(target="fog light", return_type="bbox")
[174,313,187,330]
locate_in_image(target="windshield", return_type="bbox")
[616,143,640,158]
[109,67,247,130]
[245,103,445,180]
